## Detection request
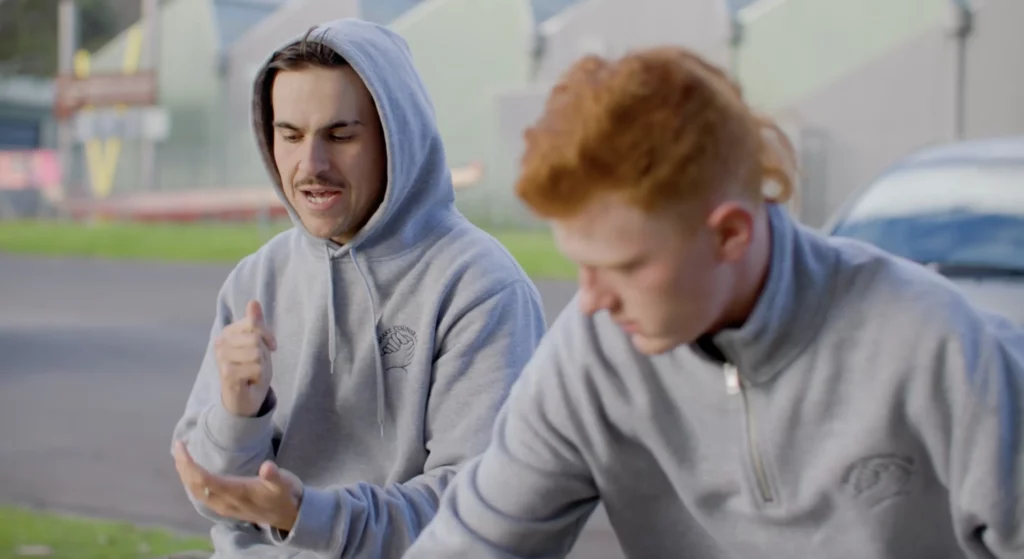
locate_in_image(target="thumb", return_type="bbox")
[258,460,281,484]
[246,300,264,326]
[260,461,302,496]
[246,300,276,351]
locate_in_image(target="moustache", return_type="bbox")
[295,175,346,189]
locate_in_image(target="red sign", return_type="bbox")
[53,71,158,120]
[0,150,62,196]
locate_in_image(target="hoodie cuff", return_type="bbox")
[270,486,339,552]
[202,393,276,451]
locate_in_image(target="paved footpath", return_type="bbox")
[0,254,625,558]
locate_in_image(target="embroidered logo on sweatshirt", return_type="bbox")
[379,325,417,372]
[842,454,915,507]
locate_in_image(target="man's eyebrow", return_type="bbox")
[324,120,362,130]
[272,120,363,133]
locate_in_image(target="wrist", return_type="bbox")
[203,399,274,450]
[275,486,303,533]
[221,389,275,418]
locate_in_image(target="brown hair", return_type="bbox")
[260,27,348,106]
[267,27,348,73]
[515,46,796,219]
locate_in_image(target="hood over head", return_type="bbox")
[249,19,457,435]
[252,17,456,258]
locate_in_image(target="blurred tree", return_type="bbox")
[0,0,120,76]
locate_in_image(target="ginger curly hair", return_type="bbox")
[515,46,796,219]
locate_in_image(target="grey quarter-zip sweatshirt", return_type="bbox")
[404,203,1024,558]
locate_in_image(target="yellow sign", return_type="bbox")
[77,24,145,199]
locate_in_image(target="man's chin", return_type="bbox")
[298,218,346,241]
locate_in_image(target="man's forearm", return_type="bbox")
[189,390,277,474]
[270,466,458,557]
[404,450,597,558]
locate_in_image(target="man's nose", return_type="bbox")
[299,138,331,175]
[577,269,614,316]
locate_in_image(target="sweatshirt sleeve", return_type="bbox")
[170,266,278,524]
[946,312,1024,556]
[403,308,602,558]
[270,279,550,556]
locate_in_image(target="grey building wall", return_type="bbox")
[779,0,1023,228]
[359,0,423,25]
[779,27,958,227]
[533,0,732,83]
[964,0,1024,139]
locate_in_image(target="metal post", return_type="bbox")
[723,0,744,78]
[140,0,160,191]
[57,0,77,206]
[950,0,974,140]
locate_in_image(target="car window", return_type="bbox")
[833,163,1024,275]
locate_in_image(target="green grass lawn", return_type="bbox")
[0,220,576,280]
[0,506,211,559]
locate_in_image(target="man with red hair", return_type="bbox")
[403,46,1024,558]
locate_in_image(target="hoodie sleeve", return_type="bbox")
[946,311,1024,557]
[402,308,602,559]
[170,265,278,524]
[270,279,550,556]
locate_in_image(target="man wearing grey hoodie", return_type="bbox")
[169,18,546,558]
[403,47,1024,558]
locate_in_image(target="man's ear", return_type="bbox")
[705,201,755,262]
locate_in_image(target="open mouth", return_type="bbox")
[301,189,343,210]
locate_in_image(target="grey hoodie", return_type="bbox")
[171,18,546,558]
[405,204,1024,558]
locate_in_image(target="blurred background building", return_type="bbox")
[2,0,1022,228]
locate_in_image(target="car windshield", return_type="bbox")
[832,163,1024,276]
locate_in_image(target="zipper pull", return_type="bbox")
[723,364,741,395]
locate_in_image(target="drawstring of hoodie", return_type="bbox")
[325,246,338,376]
[350,247,387,438]
[323,245,386,438]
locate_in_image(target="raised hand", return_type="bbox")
[215,300,276,417]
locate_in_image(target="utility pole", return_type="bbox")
[56,0,77,204]
[949,0,974,141]
[140,0,160,192]
[727,9,743,78]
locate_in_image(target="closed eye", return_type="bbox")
[613,258,645,274]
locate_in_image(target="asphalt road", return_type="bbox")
[0,254,624,558]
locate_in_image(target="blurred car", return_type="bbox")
[824,135,1024,325]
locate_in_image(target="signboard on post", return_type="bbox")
[53,71,158,120]
[73,106,170,143]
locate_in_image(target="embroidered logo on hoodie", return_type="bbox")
[379,325,417,372]
[842,454,915,507]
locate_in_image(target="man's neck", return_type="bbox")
[711,210,773,333]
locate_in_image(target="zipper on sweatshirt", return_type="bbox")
[723,364,775,504]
